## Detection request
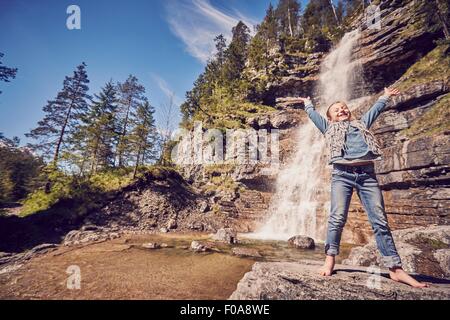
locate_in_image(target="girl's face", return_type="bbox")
[328,102,351,122]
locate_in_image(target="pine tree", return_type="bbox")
[0,136,44,203]
[116,75,147,167]
[0,133,19,147]
[129,101,158,178]
[275,0,301,38]
[301,0,340,51]
[249,3,278,72]
[0,52,18,95]
[422,0,450,40]
[77,81,119,174]
[214,34,227,68]
[180,72,214,126]
[26,63,91,169]
[209,34,228,90]
[223,21,251,87]
[336,0,345,24]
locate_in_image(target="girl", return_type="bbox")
[294,88,427,288]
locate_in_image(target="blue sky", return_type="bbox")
[0,0,308,144]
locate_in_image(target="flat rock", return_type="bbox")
[229,260,450,300]
[232,247,262,258]
[142,242,161,249]
[190,240,211,252]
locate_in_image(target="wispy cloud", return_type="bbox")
[151,73,182,135]
[151,73,183,106]
[165,0,257,64]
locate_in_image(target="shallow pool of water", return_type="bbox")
[127,232,355,264]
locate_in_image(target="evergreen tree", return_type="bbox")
[26,63,91,168]
[129,101,158,178]
[0,132,19,147]
[77,81,119,174]
[336,0,345,24]
[223,21,251,88]
[0,137,44,204]
[302,0,340,51]
[180,72,213,125]
[249,3,278,72]
[116,75,147,167]
[214,34,227,69]
[422,0,450,40]
[275,0,301,37]
[207,34,228,90]
[0,52,18,94]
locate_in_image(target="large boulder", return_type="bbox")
[229,260,450,300]
[287,235,315,249]
[212,228,238,244]
[343,226,450,279]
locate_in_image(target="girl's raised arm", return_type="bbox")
[362,87,400,128]
[293,97,328,134]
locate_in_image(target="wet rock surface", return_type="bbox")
[232,248,262,258]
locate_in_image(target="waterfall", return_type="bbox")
[247,30,362,241]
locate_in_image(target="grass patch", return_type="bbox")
[20,165,172,217]
[186,94,275,131]
[204,163,236,175]
[203,174,238,194]
[398,44,450,90]
[402,93,450,138]
[411,234,449,250]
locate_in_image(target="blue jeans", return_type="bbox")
[326,163,402,269]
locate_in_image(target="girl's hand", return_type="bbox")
[384,87,400,97]
[292,96,312,104]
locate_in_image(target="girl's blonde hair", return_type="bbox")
[326,101,353,121]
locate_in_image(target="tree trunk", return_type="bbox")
[329,0,339,25]
[132,145,142,179]
[90,140,99,175]
[117,97,132,167]
[287,5,294,37]
[46,80,82,192]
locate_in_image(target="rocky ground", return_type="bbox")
[230,260,450,300]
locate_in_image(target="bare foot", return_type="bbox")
[389,267,428,288]
[319,255,335,276]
